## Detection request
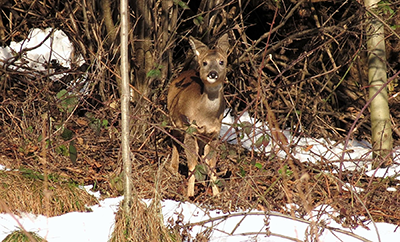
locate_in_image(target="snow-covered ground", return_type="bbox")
[1,28,399,241]
[1,192,398,242]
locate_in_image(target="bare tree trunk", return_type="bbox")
[101,0,119,100]
[159,0,176,82]
[120,0,132,212]
[130,0,154,141]
[134,0,153,99]
[365,0,392,168]
[101,0,118,46]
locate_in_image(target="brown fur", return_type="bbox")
[167,34,229,197]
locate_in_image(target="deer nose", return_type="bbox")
[208,71,218,79]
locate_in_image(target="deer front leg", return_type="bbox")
[184,133,199,197]
[204,141,219,196]
[169,142,180,174]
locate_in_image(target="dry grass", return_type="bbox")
[110,160,181,242]
[2,230,46,242]
[110,197,180,242]
[0,169,97,216]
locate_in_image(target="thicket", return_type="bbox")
[1,0,400,240]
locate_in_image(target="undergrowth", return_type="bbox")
[0,0,399,241]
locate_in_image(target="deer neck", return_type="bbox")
[203,83,223,101]
[201,83,223,114]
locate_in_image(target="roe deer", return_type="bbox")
[167,34,229,197]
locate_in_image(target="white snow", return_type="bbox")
[0,196,122,242]
[1,28,399,242]
[0,195,398,242]
[0,28,83,72]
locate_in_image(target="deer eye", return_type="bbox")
[202,61,208,66]
[219,60,224,65]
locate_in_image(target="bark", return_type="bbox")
[100,0,120,100]
[134,0,153,99]
[160,0,176,82]
[101,0,118,47]
[365,0,392,168]
[120,0,132,211]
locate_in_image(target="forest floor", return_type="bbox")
[1,1,400,238]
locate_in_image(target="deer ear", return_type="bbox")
[189,36,209,57]
[216,34,229,54]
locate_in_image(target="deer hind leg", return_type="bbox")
[170,142,180,174]
[184,133,199,197]
[169,130,181,174]
[204,141,219,196]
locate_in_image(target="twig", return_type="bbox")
[183,210,372,242]
[0,200,39,242]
